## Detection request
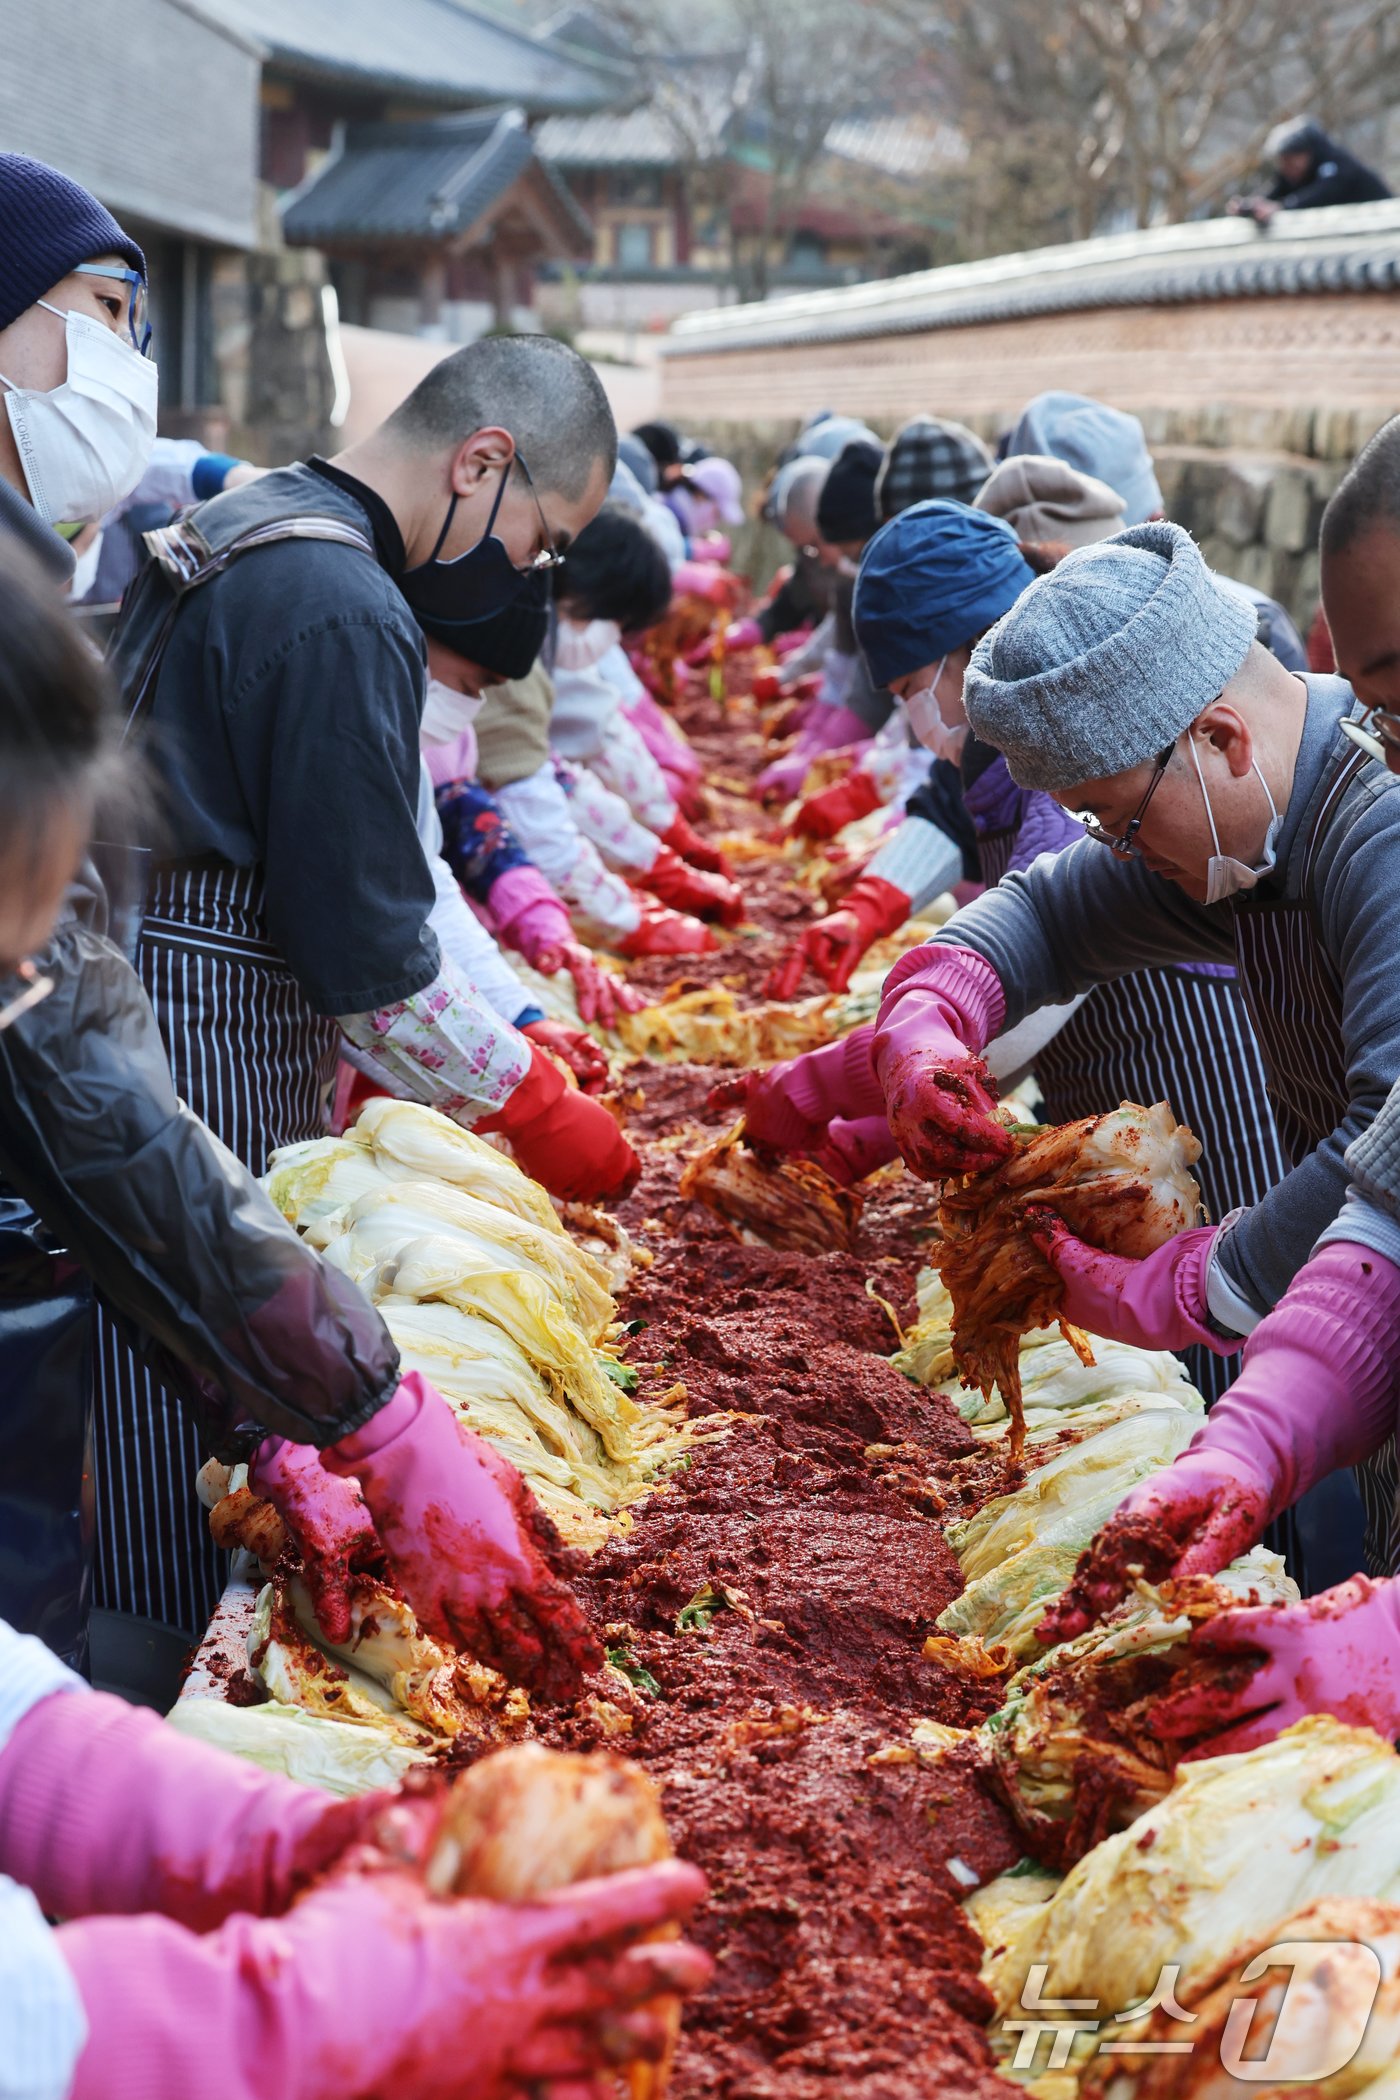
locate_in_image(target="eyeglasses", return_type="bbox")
[72,263,152,357]
[511,451,565,574]
[0,961,55,1033]
[1342,705,1400,765]
[1079,743,1176,859]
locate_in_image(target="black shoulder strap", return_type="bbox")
[117,511,376,746]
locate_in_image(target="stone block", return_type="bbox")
[1214,461,1272,547]
[1264,469,1317,555]
[282,283,316,332]
[1295,549,1322,624]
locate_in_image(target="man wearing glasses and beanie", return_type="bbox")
[862,520,1400,1574]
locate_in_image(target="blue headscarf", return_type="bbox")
[853,499,1035,688]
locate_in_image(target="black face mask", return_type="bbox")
[419,566,551,681]
[398,461,536,633]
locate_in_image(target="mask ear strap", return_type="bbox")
[427,453,511,565]
[1252,757,1280,824]
[1187,732,1225,858]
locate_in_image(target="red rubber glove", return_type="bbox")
[521,1016,609,1094]
[0,1683,416,1934]
[789,769,884,842]
[755,702,870,804]
[615,899,718,959]
[672,561,741,606]
[1028,1217,1236,1357]
[637,844,744,927]
[477,1040,639,1201]
[1038,1449,1273,1645]
[872,943,1012,1179]
[250,1440,380,1645]
[531,940,646,1029]
[322,1372,603,1701]
[1042,1239,1400,1641]
[1152,1575,1400,1757]
[708,1025,884,1154]
[660,811,732,876]
[61,1855,710,2100]
[765,875,911,998]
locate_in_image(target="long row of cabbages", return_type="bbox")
[175,1099,706,1791]
[893,1237,1400,2094]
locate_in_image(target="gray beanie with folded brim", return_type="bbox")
[963,520,1258,792]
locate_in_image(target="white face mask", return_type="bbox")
[420,675,486,744]
[904,658,964,761]
[1188,734,1281,904]
[0,302,158,524]
[553,618,619,672]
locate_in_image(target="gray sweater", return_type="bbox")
[932,675,1400,1314]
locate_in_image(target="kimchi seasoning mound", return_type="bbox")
[531,680,1026,2093]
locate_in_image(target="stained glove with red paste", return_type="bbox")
[320,1372,604,1703]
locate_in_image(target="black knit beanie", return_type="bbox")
[816,438,885,546]
[0,155,145,331]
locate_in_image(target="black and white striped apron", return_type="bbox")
[1230,739,1397,1578]
[1036,967,1287,1411]
[92,862,339,1634]
[974,826,1288,1411]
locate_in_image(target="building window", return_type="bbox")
[787,230,828,275]
[615,220,655,270]
[608,170,664,207]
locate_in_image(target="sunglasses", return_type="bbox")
[1341,705,1400,765]
[72,262,152,357]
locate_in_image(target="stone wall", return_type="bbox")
[212,189,338,466]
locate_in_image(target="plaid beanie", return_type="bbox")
[876,416,993,520]
[0,154,145,330]
[816,438,885,545]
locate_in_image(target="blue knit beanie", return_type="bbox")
[853,499,1035,688]
[0,155,145,331]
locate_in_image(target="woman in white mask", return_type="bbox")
[0,155,157,531]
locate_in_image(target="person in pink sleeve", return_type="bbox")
[1039,417,1400,1748]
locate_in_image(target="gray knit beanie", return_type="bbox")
[963,521,1258,791]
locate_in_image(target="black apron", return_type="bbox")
[0,1197,95,1670]
[93,510,372,1635]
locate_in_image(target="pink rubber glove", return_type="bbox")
[321,1372,604,1702]
[0,1684,411,1934]
[487,864,573,966]
[872,943,1012,1179]
[774,624,813,659]
[672,560,741,606]
[61,1857,710,2100]
[1029,1218,1235,1356]
[813,1114,901,1186]
[708,1025,885,1154]
[536,942,645,1029]
[1040,1240,1400,1641]
[1038,1448,1272,1645]
[686,614,763,665]
[626,689,702,780]
[690,531,731,564]
[755,702,871,803]
[251,1439,379,1645]
[1150,1575,1400,1757]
